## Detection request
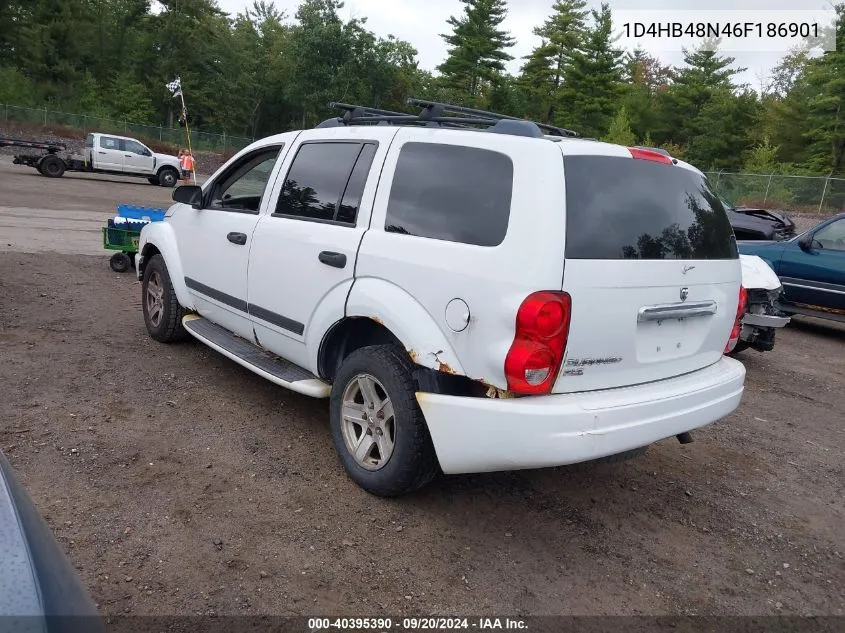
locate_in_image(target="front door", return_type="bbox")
[122,139,155,174]
[169,144,286,338]
[247,131,388,370]
[97,135,124,171]
[778,217,845,314]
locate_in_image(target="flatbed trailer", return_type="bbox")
[2,136,88,177]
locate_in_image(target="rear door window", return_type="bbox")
[274,142,371,224]
[564,156,737,260]
[384,143,513,247]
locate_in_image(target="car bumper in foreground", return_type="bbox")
[417,356,745,474]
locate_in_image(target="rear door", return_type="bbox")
[556,145,740,393]
[96,135,124,171]
[122,139,155,174]
[246,128,393,370]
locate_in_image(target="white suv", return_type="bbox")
[136,100,746,496]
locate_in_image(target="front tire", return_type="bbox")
[330,345,439,497]
[142,254,188,343]
[157,168,178,188]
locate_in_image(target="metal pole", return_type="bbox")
[763,174,773,203]
[43,107,47,125]
[818,176,830,214]
[159,125,162,141]
[180,90,197,185]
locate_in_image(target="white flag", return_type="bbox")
[166,77,182,98]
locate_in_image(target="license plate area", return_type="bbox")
[636,316,707,362]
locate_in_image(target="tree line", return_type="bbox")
[0,0,843,175]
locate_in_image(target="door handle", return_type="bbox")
[98,151,106,154]
[125,154,132,157]
[318,251,347,269]
[227,232,247,245]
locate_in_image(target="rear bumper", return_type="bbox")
[742,312,790,328]
[417,356,745,474]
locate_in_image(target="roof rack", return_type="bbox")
[315,99,578,139]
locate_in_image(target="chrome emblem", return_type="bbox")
[682,265,696,274]
[680,287,689,302]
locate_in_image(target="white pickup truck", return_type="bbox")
[11,132,183,187]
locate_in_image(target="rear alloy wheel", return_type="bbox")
[157,168,178,188]
[340,374,397,471]
[330,345,439,497]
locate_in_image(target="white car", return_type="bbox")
[136,100,746,496]
[735,255,791,353]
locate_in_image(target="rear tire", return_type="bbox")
[109,252,132,273]
[147,176,160,186]
[39,155,65,178]
[330,345,439,497]
[142,254,188,343]
[157,168,178,188]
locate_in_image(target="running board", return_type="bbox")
[182,315,330,398]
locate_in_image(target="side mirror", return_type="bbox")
[173,185,202,208]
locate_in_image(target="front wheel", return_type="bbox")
[157,168,178,188]
[142,254,188,343]
[330,345,439,497]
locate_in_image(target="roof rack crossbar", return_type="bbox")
[407,98,578,138]
[321,99,579,138]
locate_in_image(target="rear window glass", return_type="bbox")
[385,143,513,247]
[564,156,737,260]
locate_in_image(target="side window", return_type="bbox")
[207,146,282,213]
[384,143,513,247]
[124,140,150,156]
[274,142,374,225]
[812,219,845,251]
[100,136,120,150]
[85,134,94,148]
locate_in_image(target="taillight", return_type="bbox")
[724,286,748,353]
[628,147,673,165]
[505,291,571,395]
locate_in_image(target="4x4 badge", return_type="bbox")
[680,287,689,302]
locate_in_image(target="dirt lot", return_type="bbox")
[0,160,843,618]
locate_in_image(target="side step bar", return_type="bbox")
[182,315,331,398]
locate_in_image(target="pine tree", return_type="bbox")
[802,5,845,174]
[518,0,588,122]
[555,3,623,138]
[603,106,636,145]
[438,0,515,103]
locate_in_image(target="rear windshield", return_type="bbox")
[564,156,737,260]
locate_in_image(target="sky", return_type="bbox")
[213,0,836,92]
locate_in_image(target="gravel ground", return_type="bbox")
[0,162,843,618]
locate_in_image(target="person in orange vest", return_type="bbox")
[180,149,195,183]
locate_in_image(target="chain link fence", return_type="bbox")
[706,171,845,216]
[1,103,254,153]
